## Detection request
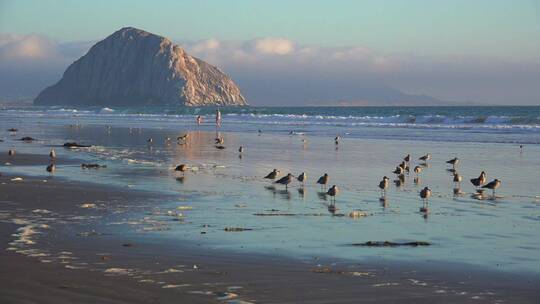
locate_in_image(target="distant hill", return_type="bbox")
[34,27,247,106]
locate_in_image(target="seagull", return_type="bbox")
[174,164,188,175]
[378,176,389,194]
[413,166,422,175]
[275,173,294,189]
[420,186,431,203]
[419,154,431,162]
[264,169,280,180]
[334,135,341,145]
[482,179,501,196]
[8,149,15,156]
[46,163,56,174]
[446,157,459,168]
[238,146,244,153]
[393,166,404,175]
[147,138,153,143]
[327,185,339,203]
[297,172,307,185]
[49,148,56,159]
[317,173,329,189]
[470,171,487,187]
[404,154,411,163]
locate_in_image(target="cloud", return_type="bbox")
[0,32,538,105]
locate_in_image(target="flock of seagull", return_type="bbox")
[5,128,503,215]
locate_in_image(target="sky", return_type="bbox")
[0,0,539,105]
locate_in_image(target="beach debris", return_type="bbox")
[215,145,226,150]
[20,136,36,142]
[80,203,97,208]
[174,164,188,173]
[8,149,15,156]
[177,206,193,210]
[77,230,102,237]
[224,227,253,232]
[122,243,135,247]
[349,210,368,218]
[10,177,23,181]
[81,163,107,169]
[350,241,431,247]
[215,292,238,300]
[63,142,91,148]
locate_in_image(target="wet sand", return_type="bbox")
[1,154,539,303]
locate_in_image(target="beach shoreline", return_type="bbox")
[1,153,539,303]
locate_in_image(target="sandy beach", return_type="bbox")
[1,132,539,303]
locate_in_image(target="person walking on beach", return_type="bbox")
[215,109,222,127]
[196,115,202,125]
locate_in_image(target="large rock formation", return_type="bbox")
[34,27,247,106]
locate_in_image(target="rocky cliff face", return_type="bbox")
[34,27,247,106]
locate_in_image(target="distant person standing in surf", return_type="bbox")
[215,109,222,127]
[196,115,203,125]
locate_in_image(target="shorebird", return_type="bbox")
[413,166,422,175]
[46,163,56,174]
[393,166,404,175]
[238,146,244,153]
[147,138,153,143]
[215,137,224,145]
[8,149,15,156]
[174,164,188,175]
[453,172,463,185]
[404,154,411,163]
[520,145,524,153]
[398,161,410,173]
[297,172,307,185]
[446,157,459,168]
[334,135,341,145]
[49,148,56,159]
[275,173,294,189]
[419,153,431,162]
[378,176,389,195]
[470,171,487,187]
[317,173,329,189]
[177,134,188,141]
[420,186,431,203]
[264,169,280,180]
[482,179,501,196]
[327,185,339,203]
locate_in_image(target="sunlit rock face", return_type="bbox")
[34,27,247,106]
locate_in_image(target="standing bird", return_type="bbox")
[413,166,422,175]
[49,148,56,159]
[419,153,431,162]
[174,164,188,175]
[420,186,431,201]
[404,154,411,163]
[215,137,224,145]
[453,172,463,185]
[327,185,339,204]
[147,138,153,143]
[393,166,404,175]
[317,173,329,190]
[275,173,294,189]
[297,172,307,185]
[482,179,501,196]
[334,135,341,145]
[264,169,280,180]
[446,157,459,168]
[378,176,389,195]
[46,163,56,174]
[470,171,487,187]
[8,149,15,156]
[238,146,244,153]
